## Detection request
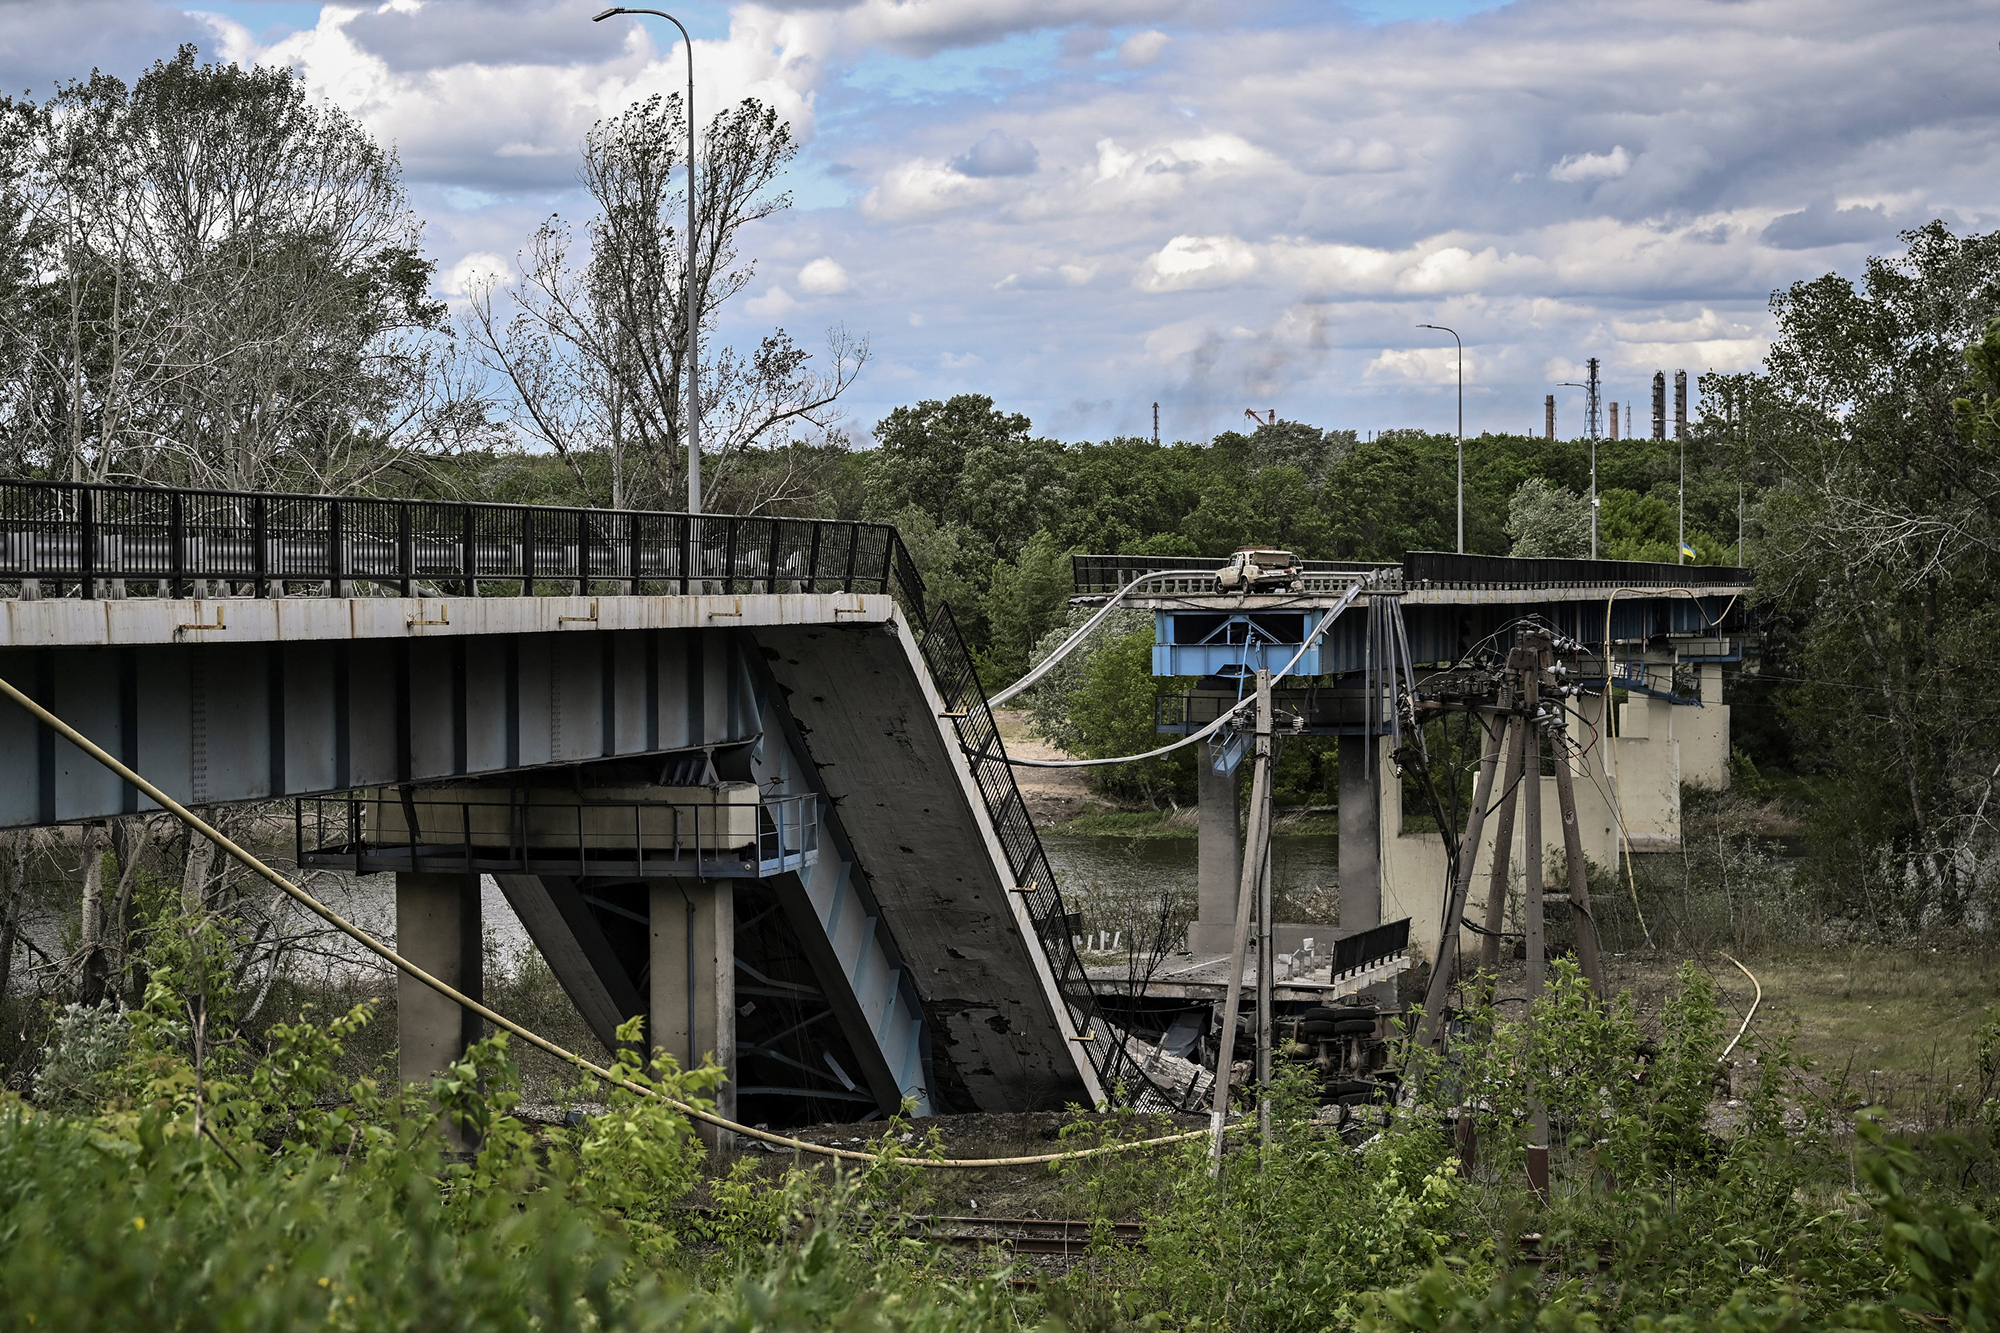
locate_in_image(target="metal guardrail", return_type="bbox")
[1071,553,1394,596]
[296,789,819,880]
[1333,918,1409,979]
[1401,550,1752,590]
[912,601,1191,1114]
[0,478,905,602]
[1073,549,1752,598]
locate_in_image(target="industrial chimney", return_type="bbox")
[1609,402,1620,440]
[1673,370,1688,440]
[1545,394,1556,440]
[1651,372,1667,441]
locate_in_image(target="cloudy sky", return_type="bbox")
[8,0,1999,443]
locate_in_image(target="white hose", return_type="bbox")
[1001,573,1381,768]
[987,567,1220,707]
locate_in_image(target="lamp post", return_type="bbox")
[1416,324,1463,553]
[1557,380,1600,559]
[594,7,702,514]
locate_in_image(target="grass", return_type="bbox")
[1589,947,2000,1124]
[1045,807,1341,838]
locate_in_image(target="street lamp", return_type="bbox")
[1557,380,1600,559]
[1416,324,1463,554]
[594,7,702,514]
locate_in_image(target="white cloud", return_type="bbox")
[1363,347,1471,386]
[797,257,852,295]
[746,285,800,317]
[1119,30,1169,66]
[1549,146,1632,183]
[1138,236,1259,292]
[86,0,1998,442]
[441,251,510,296]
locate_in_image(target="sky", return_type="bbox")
[5,0,1998,445]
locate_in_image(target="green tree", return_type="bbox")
[0,46,470,491]
[1504,477,1591,557]
[1753,222,2000,927]
[983,529,1073,682]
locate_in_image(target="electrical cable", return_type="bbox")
[999,572,1384,768]
[987,567,1223,708]
[0,671,1237,1170]
[1718,953,1762,1060]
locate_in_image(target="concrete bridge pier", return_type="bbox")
[1188,749,1243,955]
[396,872,485,1101]
[1338,735,1381,934]
[649,881,737,1136]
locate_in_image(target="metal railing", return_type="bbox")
[295,789,819,880]
[1071,553,1396,597]
[1402,550,1752,590]
[1073,549,1753,598]
[912,600,1191,1114]
[0,478,905,603]
[1334,918,1410,979]
[1158,688,1381,736]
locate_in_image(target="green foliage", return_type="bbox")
[1506,478,1591,558]
[30,1000,128,1108]
[984,529,1074,681]
[1751,224,2000,929]
[1065,625,1195,802]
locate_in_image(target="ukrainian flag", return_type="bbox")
[1679,541,1698,561]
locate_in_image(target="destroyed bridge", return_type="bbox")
[0,481,1752,1125]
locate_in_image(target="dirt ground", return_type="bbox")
[993,708,1123,825]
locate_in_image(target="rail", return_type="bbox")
[0,478,907,603]
[296,788,819,880]
[1071,553,1395,597]
[1073,550,1752,598]
[1401,550,1751,590]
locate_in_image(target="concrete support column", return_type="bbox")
[1339,734,1380,931]
[1187,749,1243,955]
[396,872,483,1086]
[649,881,736,1129]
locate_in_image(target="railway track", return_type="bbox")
[908,1215,1145,1256]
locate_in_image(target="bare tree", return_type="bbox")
[470,92,864,512]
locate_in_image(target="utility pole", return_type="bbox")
[1415,630,1604,1043]
[1209,668,1273,1171]
[1253,669,1275,1150]
[1560,366,1603,557]
[1678,437,1686,564]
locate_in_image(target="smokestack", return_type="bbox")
[1545,394,1556,440]
[1651,372,1666,441]
[1673,370,1688,440]
[1609,402,1620,440]
[1152,401,1159,447]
